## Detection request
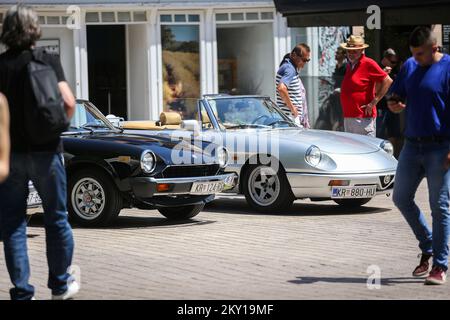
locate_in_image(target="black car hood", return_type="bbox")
[62,131,217,165]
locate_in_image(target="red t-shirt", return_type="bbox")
[340,54,387,118]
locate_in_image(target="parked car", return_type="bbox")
[121,95,397,213]
[43,100,236,227]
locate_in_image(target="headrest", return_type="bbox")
[160,112,182,125]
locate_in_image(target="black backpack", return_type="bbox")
[25,48,69,145]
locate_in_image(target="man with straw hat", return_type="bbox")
[339,35,393,137]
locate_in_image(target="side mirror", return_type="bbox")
[181,120,201,136]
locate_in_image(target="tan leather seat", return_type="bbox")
[121,120,163,130]
[160,111,182,129]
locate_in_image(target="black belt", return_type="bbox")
[406,136,450,143]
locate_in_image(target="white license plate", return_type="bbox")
[27,191,42,207]
[190,181,225,195]
[331,186,377,199]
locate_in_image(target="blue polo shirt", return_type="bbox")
[389,54,450,138]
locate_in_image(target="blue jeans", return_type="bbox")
[393,140,450,271]
[0,152,74,300]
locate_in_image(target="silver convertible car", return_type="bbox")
[121,95,397,213]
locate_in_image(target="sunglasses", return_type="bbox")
[293,51,310,63]
[389,59,398,65]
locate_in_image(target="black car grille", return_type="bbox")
[162,165,220,178]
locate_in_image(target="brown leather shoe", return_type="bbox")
[412,253,432,277]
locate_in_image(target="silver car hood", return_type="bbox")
[219,128,382,155]
[269,128,381,154]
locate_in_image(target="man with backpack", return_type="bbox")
[0,5,78,300]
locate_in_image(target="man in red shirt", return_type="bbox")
[340,35,393,136]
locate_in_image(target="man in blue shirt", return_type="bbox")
[388,26,450,285]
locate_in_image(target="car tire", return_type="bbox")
[158,204,204,220]
[242,163,294,213]
[68,169,123,227]
[333,198,372,208]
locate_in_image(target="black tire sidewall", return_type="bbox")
[158,204,204,220]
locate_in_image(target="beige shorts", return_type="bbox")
[343,117,376,137]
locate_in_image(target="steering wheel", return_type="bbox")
[252,115,270,125]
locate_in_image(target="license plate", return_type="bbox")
[190,181,225,195]
[331,186,377,199]
[27,191,42,207]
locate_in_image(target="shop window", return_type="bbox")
[118,12,131,22]
[101,12,115,23]
[160,23,201,114]
[86,12,100,23]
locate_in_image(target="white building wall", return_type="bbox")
[41,27,76,93]
[0,4,290,119]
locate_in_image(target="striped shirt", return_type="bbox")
[276,58,309,128]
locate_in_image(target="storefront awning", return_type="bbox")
[274,0,450,26]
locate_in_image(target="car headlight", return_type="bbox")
[140,150,156,173]
[216,147,228,168]
[305,145,322,167]
[380,141,394,156]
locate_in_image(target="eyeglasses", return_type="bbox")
[389,59,398,65]
[302,57,311,63]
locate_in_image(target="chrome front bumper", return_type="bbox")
[286,171,395,199]
[131,173,238,198]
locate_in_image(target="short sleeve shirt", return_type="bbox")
[389,54,450,138]
[340,54,387,118]
[276,58,309,126]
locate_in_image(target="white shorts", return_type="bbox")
[343,117,376,137]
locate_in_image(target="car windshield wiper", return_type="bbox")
[69,125,94,133]
[225,124,270,129]
[266,119,294,127]
[80,123,109,130]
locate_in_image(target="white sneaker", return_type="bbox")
[52,280,80,300]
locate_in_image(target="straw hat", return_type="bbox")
[340,35,369,50]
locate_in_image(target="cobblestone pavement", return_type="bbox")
[0,181,449,300]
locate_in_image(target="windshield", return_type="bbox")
[69,102,116,132]
[206,97,297,129]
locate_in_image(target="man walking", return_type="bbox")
[389,26,450,285]
[0,5,78,299]
[340,35,393,137]
[276,44,311,128]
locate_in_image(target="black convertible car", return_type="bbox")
[53,100,236,227]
